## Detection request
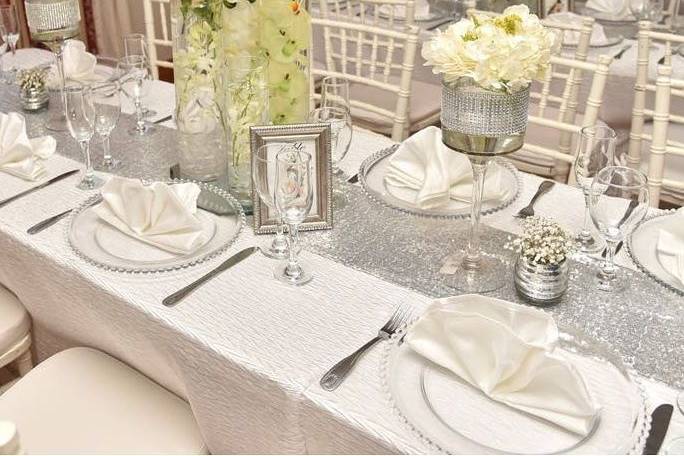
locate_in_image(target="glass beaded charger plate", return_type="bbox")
[627,211,684,296]
[382,323,649,454]
[68,179,245,273]
[359,145,521,219]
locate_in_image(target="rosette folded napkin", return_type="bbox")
[94,177,206,254]
[0,112,56,181]
[584,0,631,19]
[545,12,608,45]
[384,126,508,209]
[405,295,600,436]
[656,208,684,286]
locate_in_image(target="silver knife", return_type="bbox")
[643,404,674,455]
[0,169,80,209]
[27,195,103,235]
[163,246,259,307]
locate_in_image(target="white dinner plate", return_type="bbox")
[383,323,649,454]
[359,145,521,219]
[627,211,684,295]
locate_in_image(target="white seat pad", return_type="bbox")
[0,347,207,454]
[0,286,29,356]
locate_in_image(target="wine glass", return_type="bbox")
[321,76,351,112]
[0,5,19,79]
[65,84,103,190]
[90,82,121,170]
[117,55,155,136]
[123,33,157,118]
[574,125,617,255]
[252,143,292,260]
[273,148,314,286]
[308,107,352,174]
[0,25,6,83]
[25,0,82,132]
[629,0,664,21]
[588,166,649,292]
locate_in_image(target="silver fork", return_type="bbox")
[320,304,412,391]
[515,180,555,219]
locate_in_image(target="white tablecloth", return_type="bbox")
[0,49,682,454]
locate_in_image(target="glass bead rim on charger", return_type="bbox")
[66,179,246,274]
[358,145,523,220]
[381,317,651,455]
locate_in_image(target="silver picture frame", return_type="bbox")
[250,123,333,234]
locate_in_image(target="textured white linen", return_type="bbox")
[656,208,684,286]
[0,112,55,181]
[545,12,608,46]
[93,177,205,254]
[384,127,508,209]
[405,295,599,436]
[583,0,631,19]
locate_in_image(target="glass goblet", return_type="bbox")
[574,125,617,255]
[321,76,351,113]
[274,148,314,286]
[117,55,155,137]
[91,82,121,170]
[252,143,291,260]
[629,0,664,21]
[308,106,352,175]
[589,166,649,292]
[65,84,103,190]
[0,4,19,80]
[123,32,157,118]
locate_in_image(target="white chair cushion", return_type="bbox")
[0,347,207,454]
[0,286,29,357]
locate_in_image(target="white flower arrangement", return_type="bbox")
[507,216,575,266]
[422,5,557,93]
[18,68,49,92]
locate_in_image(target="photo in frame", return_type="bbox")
[250,123,333,234]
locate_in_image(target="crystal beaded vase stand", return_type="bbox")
[514,256,569,305]
[441,78,530,293]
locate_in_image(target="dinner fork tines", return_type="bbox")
[320,304,412,391]
[515,180,555,219]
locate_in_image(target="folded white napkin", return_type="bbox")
[545,12,609,46]
[405,295,600,436]
[0,112,56,181]
[93,177,206,255]
[379,0,430,20]
[48,40,98,88]
[656,209,684,286]
[384,126,508,209]
[585,0,631,19]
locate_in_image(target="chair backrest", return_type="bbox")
[643,65,684,206]
[317,0,416,27]
[0,421,20,455]
[310,12,420,141]
[142,0,174,79]
[627,22,684,184]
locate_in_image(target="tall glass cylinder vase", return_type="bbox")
[441,78,530,293]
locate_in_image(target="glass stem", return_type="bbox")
[286,223,300,277]
[600,239,618,281]
[580,193,592,239]
[463,158,487,271]
[0,52,4,82]
[102,135,112,166]
[80,140,93,184]
[135,87,144,132]
[275,217,285,239]
[55,44,67,120]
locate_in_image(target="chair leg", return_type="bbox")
[13,349,32,377]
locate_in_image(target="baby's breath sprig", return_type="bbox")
[505,216,575,266]
[18,68,49,92]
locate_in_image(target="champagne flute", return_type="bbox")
[574,125,617,255]
[91,82,121,170]
[0,25,6,83]
[117,55,155,136]
[123,33,157,118]
[588,166,649,292]
[321,76,351,113]
[0,5,19,79]
[274,148,314,286]
[308,107,352,175]
[252,143,292,260]
[25,0,82,132]
[629,0,664,21]
[65,84,103,190]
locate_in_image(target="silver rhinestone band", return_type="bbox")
[25,0,81,32]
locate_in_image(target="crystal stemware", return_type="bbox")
[589,166,649,292]
[65,84,103,190]
[321,76,351,113]
[25,0,82,132]
[91,82,121,170]
[574,125,617,255]
[309,106,352,175]
[117,55,155,136]
[0,5,19,80]
[274,148,314,286]
[252,143,291,260]
[629,0,664,21]
[123,33,157,118]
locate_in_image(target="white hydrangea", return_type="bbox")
[422,5,557,93]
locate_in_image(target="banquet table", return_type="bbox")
[0,49,683,453]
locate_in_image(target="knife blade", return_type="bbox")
[643,404,674,455]
[162,246,259,307]
[0,169,80,209]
